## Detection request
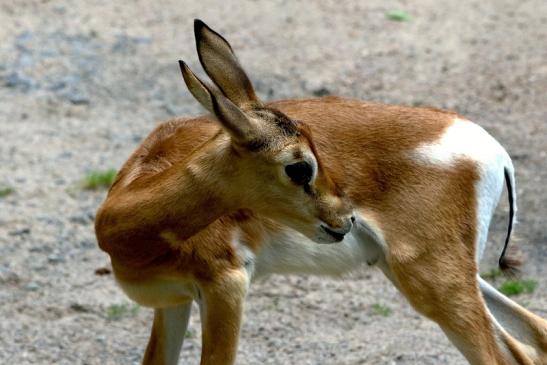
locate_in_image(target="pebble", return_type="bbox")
[69,212,94,225]
[9,227,31,236]
[25,282,40,291]
[3,72,33,91]
[0,267,20,284]
[47,254,64,263]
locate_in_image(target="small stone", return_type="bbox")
[70,303,91,312]
[80,239,96,249]
[9,227,31,236]
[69,214,91,225]
[3,72,33,91]
[94,267,111,276]
[312,86,331,97]
[0,267,20,284]
[25,282,40,291]
[68,93,90,105]
[52,5,66,14]
[47,254,64,263]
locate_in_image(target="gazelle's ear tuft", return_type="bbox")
[179,60,260,146]
[193,19,260,108]
[179,60,214,114]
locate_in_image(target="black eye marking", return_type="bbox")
[285,161,313,186]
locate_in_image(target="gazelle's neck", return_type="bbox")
[96,134,239,247]
[172,136,240,238]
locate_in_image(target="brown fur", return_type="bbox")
[98,98,456,274]
[95,20,546,365]
[96,97,547,365]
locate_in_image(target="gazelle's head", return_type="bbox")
[180,19,353,243]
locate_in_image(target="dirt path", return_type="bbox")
[1,1,545,364]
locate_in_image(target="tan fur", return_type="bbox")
[142,310,168,365]
[95,20,546,365]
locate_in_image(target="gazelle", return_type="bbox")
[95,19,547,365]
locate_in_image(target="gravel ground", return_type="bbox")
[0,1,546,364]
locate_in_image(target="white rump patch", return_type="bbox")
[412,118,506,166]
[411,118,513,263]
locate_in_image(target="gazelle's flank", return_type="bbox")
[95,19,547,365]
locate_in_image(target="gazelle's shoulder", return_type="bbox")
[112,116,220,190]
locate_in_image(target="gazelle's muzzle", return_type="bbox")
[316,214,355,243]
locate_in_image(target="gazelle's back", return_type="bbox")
[272,97,497,264]
[122,96,486,265]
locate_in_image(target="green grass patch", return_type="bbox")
[498,279,537,296]
[371,303,392,317]
[105,303,139,321]
[386,10,413,22]
[0,186,15,198]
[82,169,117,190]
[481,268,503,280]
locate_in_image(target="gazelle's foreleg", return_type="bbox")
[142,302,192,365]
[198,268,249,365]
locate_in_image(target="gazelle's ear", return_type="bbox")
[211,92,261,146]
[179,60,260,146]
[194,19,261,108]
[179,60,214,114]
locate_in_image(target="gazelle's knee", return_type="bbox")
[201,268,249,303]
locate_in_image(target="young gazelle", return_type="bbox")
[95,20,547,365]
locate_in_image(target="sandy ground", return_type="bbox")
[0,1,546,364]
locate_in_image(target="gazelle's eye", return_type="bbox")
[285,161,313,186]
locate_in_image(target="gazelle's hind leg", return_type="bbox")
[479,276,547,364]
[142,302,192,365]
[389,253,520,365]
[198,268,249,365]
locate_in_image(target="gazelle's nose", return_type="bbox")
[320,215,354,241]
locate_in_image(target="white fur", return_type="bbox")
[479,275,544,362]
[232,229,257,279]
[411,118,515,263]
[117,277,197,308]
[161,304,192,365]
[237,214,385,281]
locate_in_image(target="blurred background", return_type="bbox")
[0,1,545,364]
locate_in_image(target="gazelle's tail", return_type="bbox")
[498,165,521,273]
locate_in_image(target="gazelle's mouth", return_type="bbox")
[320,225,345,242]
